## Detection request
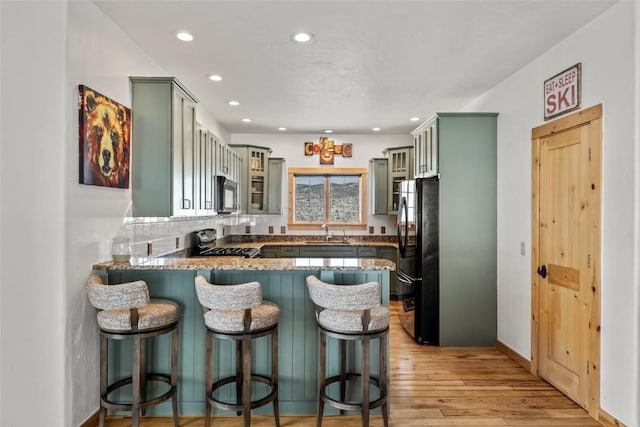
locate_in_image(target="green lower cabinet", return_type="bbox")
[101,268,390,416]
[278,246,300,257]
[357,246,378,258]
[259,246,280,258]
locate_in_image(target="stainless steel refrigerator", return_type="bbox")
[396,177,496,346]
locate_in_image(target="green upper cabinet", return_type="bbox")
[384,146,414,215]
[215,138,241,183]
[413,116,439,179]
[196,125,216,216]
[130,77,198,217]
[267,158,285,215]
[230,145,274,214]
[368,158,388,216]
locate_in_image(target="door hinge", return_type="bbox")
[586,360,590,374]
[588,147,592,161]
[587,254,591,268]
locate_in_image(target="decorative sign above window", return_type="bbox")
[304,137,352,165]
[544,63,581,121]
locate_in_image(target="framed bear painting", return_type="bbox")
[78,85,131,188]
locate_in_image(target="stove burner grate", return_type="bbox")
[198,246,261,258]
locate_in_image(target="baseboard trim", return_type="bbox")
[79,410,99,427]
[598,408,627,427]
[495,340,532,372]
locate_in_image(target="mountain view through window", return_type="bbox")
[294,174,360,223]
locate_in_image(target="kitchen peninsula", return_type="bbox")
[92,253,393,416]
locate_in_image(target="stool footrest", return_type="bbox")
[207,374,278,412]
[101,373,176,411]
[321,373,387,412]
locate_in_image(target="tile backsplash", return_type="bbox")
[114,212,397,259]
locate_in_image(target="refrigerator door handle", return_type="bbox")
[397,196,409,258]
[397,269,420,287]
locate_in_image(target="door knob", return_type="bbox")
[537,265,547,279]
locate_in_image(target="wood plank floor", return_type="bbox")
[103,301,601,426]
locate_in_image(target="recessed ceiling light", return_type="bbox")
[176,32,194,42]
[410,117,420,122]
[323,129,333,134]
[208,74,222,82]
[372,127,381,132]
[242,118,252,123]
[291,32,315,44]
[278,127,287,131]
[227,100,240,106]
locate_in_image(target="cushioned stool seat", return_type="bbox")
[203,300,280,333]
[96,298,180,331]
[306,275,389,427]
[317,305,389,333]
[86,275,180,427]
[195,275,280,427]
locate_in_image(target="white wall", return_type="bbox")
[0,0,3,417]
[65,2,233,425]
[66,2,164,424]
[635,4,640,426]
[230,133,412,233]
[465,2,638,425]
[1,1,68,425]
[231,133,411,168]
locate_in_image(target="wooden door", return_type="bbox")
[531,105,601,417]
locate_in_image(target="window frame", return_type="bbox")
[287,167,368,230]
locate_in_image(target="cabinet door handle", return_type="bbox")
[182,199,191,209]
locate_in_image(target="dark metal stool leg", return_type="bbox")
[243,333,252,427]
[361,336,370,427]
[380,333,389,427]
[171,326,180,427]
[99,333,108,427]
[236,340,243,416]
[96,321,179,427]
[204,322,278,427]
[273,328,280,427]
[317,331,326,427]
[205,333,213,427]
[132,334,141,427]
[339,339,347,416]
[140,337,147,417]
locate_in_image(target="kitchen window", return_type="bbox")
[288,168,367,230]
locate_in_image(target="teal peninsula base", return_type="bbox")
[94,266,390,417]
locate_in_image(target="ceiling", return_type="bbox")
[93,0,617,135]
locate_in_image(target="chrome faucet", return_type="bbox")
[321,224,331,241]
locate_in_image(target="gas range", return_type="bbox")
[197,246,261,258]
[191,229,261,259]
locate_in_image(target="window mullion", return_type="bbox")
[324,176,330,222]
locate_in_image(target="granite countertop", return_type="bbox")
[222,235,399,249]
[92,235,399,271]
[93,256,395,271]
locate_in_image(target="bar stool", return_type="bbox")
[306,275,389,427]
[85,275,180,427]
[194,275,280,427]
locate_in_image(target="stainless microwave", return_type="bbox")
[216,176,238,214]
